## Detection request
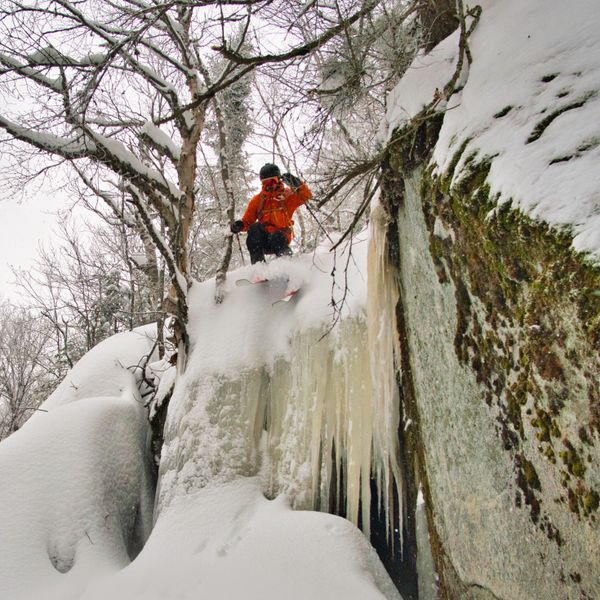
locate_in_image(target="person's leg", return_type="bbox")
[266,230,292,257]
[247,223,268,264]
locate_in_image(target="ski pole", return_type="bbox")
[236,233,246,265]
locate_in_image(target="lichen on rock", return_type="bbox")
[380,126,600,597]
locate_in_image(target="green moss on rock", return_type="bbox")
[523,458,542,490]
[413,151,600,533]
[583,490,599,513]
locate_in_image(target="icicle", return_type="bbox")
[260,310,401,544]
[366,199,404,548]
[263,318,374,529]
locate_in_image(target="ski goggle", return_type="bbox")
[261,176,279,190]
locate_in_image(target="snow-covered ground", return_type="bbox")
[0,328,158,600]
[0,236,401,600]
[78,478,398,600]
[382,0,600,263]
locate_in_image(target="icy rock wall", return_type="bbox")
[156,369,268,503]
[381,160,600,599]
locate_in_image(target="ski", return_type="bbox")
[235,277,269,287]
[272,288,299,305]
[235,277,297,305]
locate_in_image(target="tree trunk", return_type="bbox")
[417,0,459,51]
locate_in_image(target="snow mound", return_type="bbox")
[0,395,154,600]
[81,478,400,600]
[40,324,158,413]
[186,234,369,374]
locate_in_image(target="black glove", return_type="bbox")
[281,172,302,189]
[230,220,244,234]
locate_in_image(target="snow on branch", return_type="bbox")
[84,129,182,202]
[140,121,181,163]
[213,0,380,67]
[0,116,91,158]
[26,46,106,68]
[0,52,63,92]
[0,112,182,213]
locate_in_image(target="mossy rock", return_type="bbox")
[400,147,600,533]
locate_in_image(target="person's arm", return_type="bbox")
[240,194,261,230]
[286,181,312,212]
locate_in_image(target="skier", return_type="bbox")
[230,163,312,264]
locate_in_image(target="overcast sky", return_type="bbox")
[0,194,66,301]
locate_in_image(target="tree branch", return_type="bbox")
[213,0,380,67]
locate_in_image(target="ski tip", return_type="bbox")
[235,277,268,287]
[272,289,299,305]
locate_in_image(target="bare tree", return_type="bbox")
[0,0,389,366]
[13,217,159,365]
[0,303,55,440]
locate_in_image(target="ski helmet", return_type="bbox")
[259,163,281,180]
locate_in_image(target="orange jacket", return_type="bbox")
[240,181,312,243]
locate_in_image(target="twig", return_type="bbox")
[304,202,335,245]
[330,172,381,252]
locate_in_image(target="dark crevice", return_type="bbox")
[493,105,513,118]
[368,471,407,595]
[149,390,172,474]
[549,155,574,165]
[541,73,559,83]
[527,95,592,143]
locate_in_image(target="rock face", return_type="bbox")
[379,146,600,598]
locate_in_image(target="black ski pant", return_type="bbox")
[246,222,291,264]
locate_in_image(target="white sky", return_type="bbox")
[0,194,67,300]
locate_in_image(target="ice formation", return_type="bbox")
[158,233,403,543]
[366,200,403,541]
